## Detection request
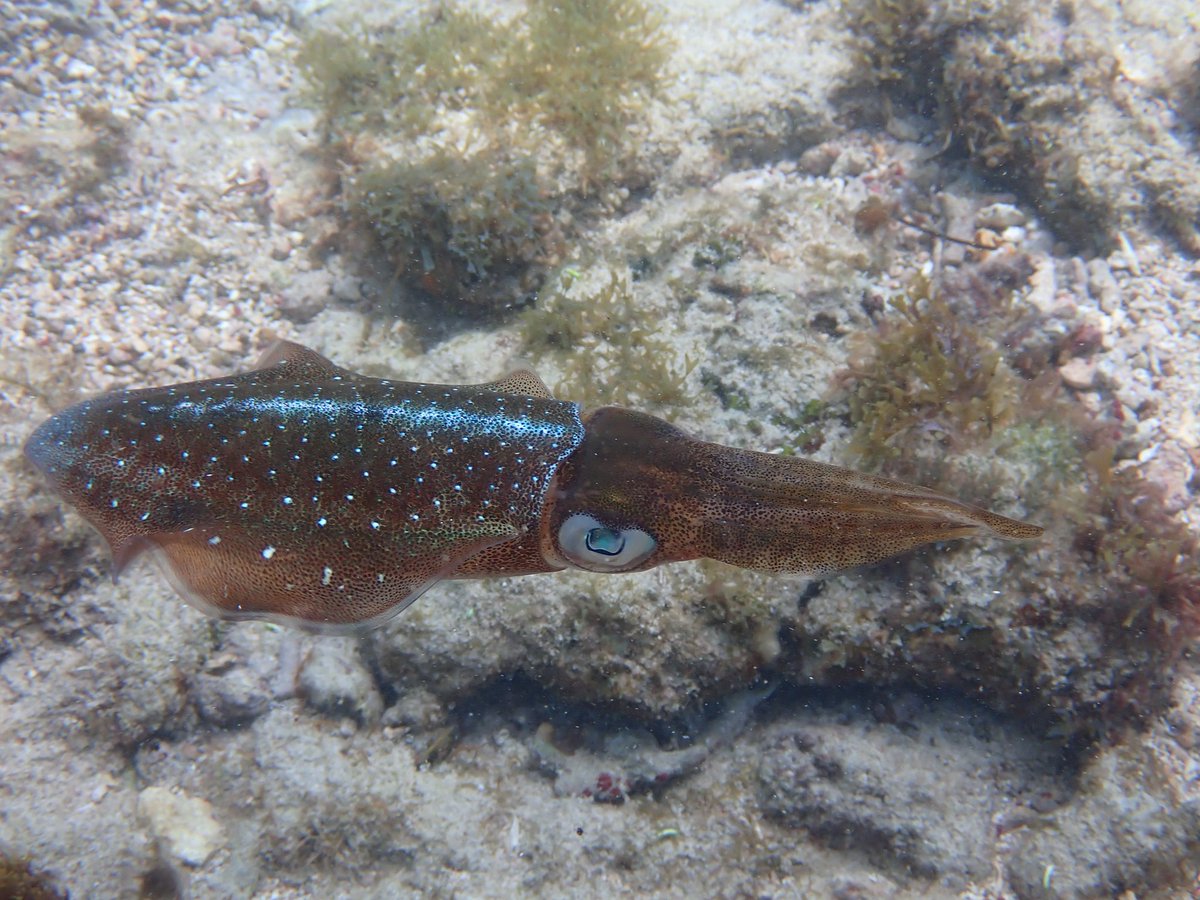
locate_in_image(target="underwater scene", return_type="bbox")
[2,0,1199,896]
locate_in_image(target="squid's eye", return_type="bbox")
[557,513,657,573]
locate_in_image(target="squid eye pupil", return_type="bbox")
[585,527,626,556]
[557,513,656,573]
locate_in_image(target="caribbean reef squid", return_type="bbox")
[24,341,1042,633]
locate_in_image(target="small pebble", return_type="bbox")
[138,786,224,867]
[1059,357,1097,390]
[977,202,1026,229]
[64,58,96,80]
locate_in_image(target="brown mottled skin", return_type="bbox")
[545,406,1041,575]
[25,341,1042,633]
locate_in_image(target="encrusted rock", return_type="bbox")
[138,786,224,867]
[297,639,384,725]
[1005,739,1200,898]
[1139,440,1196,514]
[977,202,1026,229]
[192,665,270,728]
[757,728,998,885]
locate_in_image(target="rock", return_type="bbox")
[1140,440,1196,514]
[1058,356,1098,389]
[277,269,333,322]
[381,686,447,731]
[755,704,1054,888]
[977,202,1026,229]
[798,141,840,176]
[138,786,224,867]
[1086,258,1121,313]
[1026,257,1058,312]
[714,100,834,167]
[192,666,270,728]
[1005,740,1200,898]
[64,58,96,80]
[297,638,384,725]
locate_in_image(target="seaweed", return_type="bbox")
[297,10,509,140]
[520,269,694,410]
[839,1,1123,254]
[839,272,1022,472]
[848,7,1200,256]
[296,28,396,134]
[297,0,670,311]
[772,399,828,456]
[0,855,65,900]
[700,369,751,412]
[844,0,989,117]
[352,146,556,307]
[836,252,1199,740]
[489,0,669,182]
[940,31,1117,255]
[692,234,744,270]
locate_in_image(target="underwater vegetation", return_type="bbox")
[0,854,65,900]
[840,270,1023,473]
[835,248,1199,740]
[840,0,1200,254]
[492,0,670,181]
[297,0,670,310]
[351,148,555,309]
[520,268,695,410]
[842,0,1006,118]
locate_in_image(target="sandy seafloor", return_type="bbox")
[2,0,1200,897]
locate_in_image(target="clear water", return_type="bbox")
[2,1,1198,897]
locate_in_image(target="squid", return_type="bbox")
[24,340,1042,633]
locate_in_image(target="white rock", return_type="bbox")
[1142,441,1196,514]
[64,58,97,80]
[1026,257,1057,312]
[138,786,224,866]
[977,202,1026,229]
[1059,357,1097,390]
[1086,258,1121,313]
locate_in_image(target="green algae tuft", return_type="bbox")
[521,268,694,410]
[297,0,670,311]
[840,272,1022,471]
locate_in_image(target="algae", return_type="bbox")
[520,268,694,410]
[490,0,670,181]
[841,0,1200,255]
[835,249,1199,739]
[298,0,670,310]
[0,855,65,900]
[840,272,1022,471]
[352,147,554,308]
